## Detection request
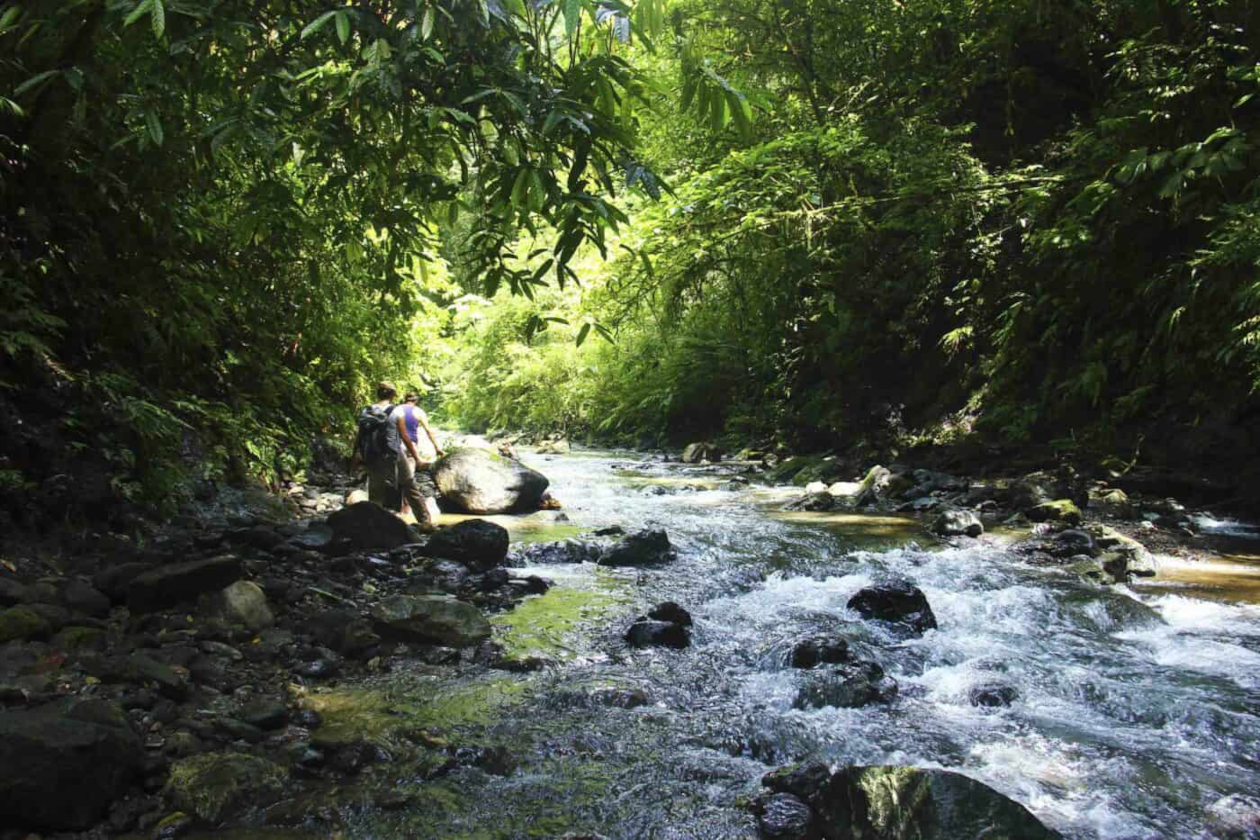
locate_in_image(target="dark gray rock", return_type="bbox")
[61,579,111,617]
[755,793,819,840]
[790,636,852,669]
[327,502,420,553]
[239,701,289,731]
[970,683,1019,708]
[0,700,143,830]
[421,519,510,571]
[598,529,675,567]
[0,577,29,607]
[794,661,898,709]
[126,555,243,613]
[847,580,937,635]
[625,620,690,649]
[92,562,156,602]
[288,523,334,551]
[510,539,604,565]
[648,601,692,626]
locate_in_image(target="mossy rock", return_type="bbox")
[51,626,107,652]
[165,752,287,824]
[0,606,52,642]
[1026,499,1082,525]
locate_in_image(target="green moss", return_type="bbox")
[1027,499,1083,525]
[492,576,631,663]
[165,753,287,824]
[304,678,532,746]
[0,606,51,642]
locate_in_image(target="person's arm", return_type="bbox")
[419,413,446,458]
[397,415,429,467]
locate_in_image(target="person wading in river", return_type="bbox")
[397,391,445,519]
[351,382,435,530]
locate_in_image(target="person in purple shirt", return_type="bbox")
[394,392,445,516]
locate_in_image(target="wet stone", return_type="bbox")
[239,700,289,731]
[598,529,676,567]
[648,601,693,626]
[625,620,690,649]
[847,580,937,636]
[754,792,819,840]
[969,683,1019,708]
[421,519,510,571]
[789,636,852,669]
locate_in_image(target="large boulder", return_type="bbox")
[370,594,491,647]
[421,519,510,571]
[759,763,1061,839]
[433,448,550,514]
[327,502,420,553]
[853,466,894,507]
[754,793,819,840]
[0,700,143,830]
[165,752,288,824]
[1088,524,1158,577]
[126,555,243,613]
[597,529,675,567]
[847,580,937,635]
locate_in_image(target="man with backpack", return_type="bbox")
[351,382,434,530]
[398,392,445,517]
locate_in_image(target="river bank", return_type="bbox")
[2,442,1260,838]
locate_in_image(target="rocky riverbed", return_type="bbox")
[2,444,1259,838]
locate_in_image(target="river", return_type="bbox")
[316,449,1260,839]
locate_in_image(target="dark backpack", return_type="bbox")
[355,404,397,465]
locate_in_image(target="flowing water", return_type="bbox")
[325,450,1260,839]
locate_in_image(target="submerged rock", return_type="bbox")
[598,529,675,567]
[126,555,243,612]
[327,502,420,553]
[434,448,550,514]
[370,595,491,647]
[847,580,937,635]
[0,700,143,830]
[793,660,897,709]
[931,509,984,538]
[164,752,287,824]
[422,519,510,571]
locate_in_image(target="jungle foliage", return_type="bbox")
[0,0,664,519]
[6,0,1260,521]
[449,0,1260,472]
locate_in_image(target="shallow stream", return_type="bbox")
[325,450,1260,838]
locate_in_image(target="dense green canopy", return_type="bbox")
[4,0,1260,517]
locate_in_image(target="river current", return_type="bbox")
[342,450,1260,839]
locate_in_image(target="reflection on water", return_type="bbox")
[344,450,1260,839]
